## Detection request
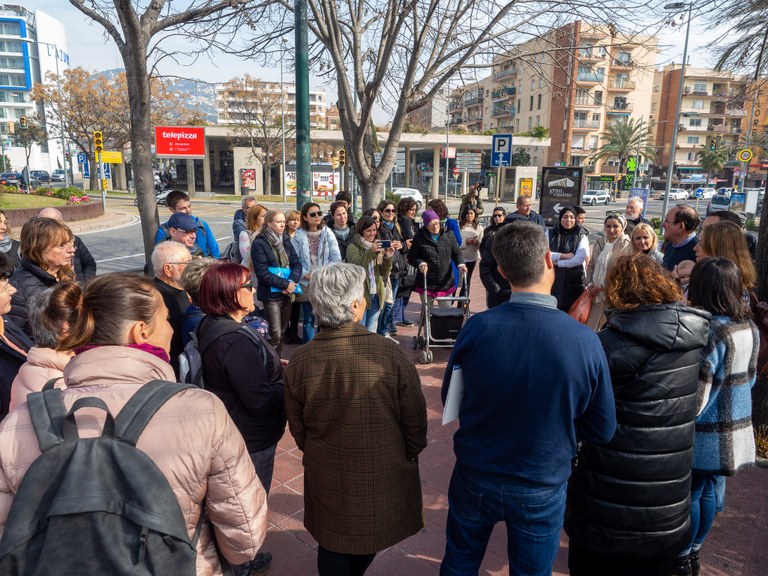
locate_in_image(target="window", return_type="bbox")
[531,78,536,90]
[0,22,20,36]
[594,91,603,105]
[517,98,521,113]
[529,95,533,111]
[539,77,544,89]
[591,113,600,123]
[687,136,700,144]
[589,135,599,150]
[515,118,520,131]
[536,115,540,125]
[537,94,542,109]
[527,117,533,130]
[578,44,593,58]
[691,100,704,110]
[693,82,707,93]
[689,118,702,127]
[576,89,589,105]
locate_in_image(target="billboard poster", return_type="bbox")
[539,167,584,226]
[154,126,206,158]
[519,178,533,197]
[729,192,746,213]
[283,171,337,197]
[240,169,256,192]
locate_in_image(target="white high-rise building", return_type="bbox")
[0,4,69,173]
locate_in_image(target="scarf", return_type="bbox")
[382,220,395,230]
[76,343,170,363]
[263,227,289,268]
[0,236,12,254]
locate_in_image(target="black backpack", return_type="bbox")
[0,380,200,575]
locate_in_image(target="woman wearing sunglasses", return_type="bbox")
[290,203,341,343]
[376,200,406,341]
[196,262,285,574]
[585,211,632,330]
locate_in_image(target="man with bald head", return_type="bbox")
[38,207,96,282]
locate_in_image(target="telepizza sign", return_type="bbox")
[154,126,206,158]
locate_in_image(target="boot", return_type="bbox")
[668,555,692,576]
[689,551,700,576]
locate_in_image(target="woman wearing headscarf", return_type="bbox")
[585,211,632,330]
[548,206,589,312]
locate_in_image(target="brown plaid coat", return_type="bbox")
[284,322,427,554]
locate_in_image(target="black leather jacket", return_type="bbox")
[565,303,710,559]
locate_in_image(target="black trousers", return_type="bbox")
[317,546,375,576]
[568,543,673,576]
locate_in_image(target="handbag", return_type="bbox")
[568,290,593,324]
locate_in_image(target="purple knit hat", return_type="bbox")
[422,209,440,226]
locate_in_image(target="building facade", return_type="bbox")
[0,4,69,174]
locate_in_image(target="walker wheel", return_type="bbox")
[425,350,433,363]
[419,350,431,364]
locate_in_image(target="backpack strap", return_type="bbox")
[115,380,196,446]
[27,387,68,452]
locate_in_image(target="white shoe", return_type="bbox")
[383,334,400,344]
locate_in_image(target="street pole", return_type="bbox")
[444,117,449,201]
[98,151,106,210]
[632,117,642,188]
[661,2,692,223]
[294,0,311,208]
[280,37,288,204]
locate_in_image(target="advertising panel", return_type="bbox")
[539,167,584,226]
[154,126,206,158]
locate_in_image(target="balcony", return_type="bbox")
[576,71,605,83]
[607,103,633,113]
[611,58,634,69]
[578,51,606,63]
[448,101,463,112]
[465,96,484,107]
[575,97,602,108]
[708,124,728,133]
[491,86,515,99]
[493,67,517,81]
[608,79,635,91]
[491,105,512,118]
[572,120,601,130]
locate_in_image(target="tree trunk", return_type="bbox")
[121,39,158,269]
[263,162,272,196]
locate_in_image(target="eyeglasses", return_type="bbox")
[241,282,254,290]
[605,211,623,219]
[308,211,323,217]
[383,208,396,213]
[493,213,505,218]
[168,260,192,266]
[372,216,380,221]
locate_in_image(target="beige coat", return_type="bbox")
[9,346,71,411]
[586,234,632,330]
[0,346,267,576]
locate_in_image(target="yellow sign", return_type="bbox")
[100,150,123,164]
[101,178,110,191]
[520,178,533,197]
[737,149,753,163]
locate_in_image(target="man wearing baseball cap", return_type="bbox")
[167,212,204,257]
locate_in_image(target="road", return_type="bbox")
[82,195,713,274]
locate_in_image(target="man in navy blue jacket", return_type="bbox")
[440,220,617,576]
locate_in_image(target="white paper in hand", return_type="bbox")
[442,365,464,425]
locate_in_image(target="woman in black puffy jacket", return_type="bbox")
[565,253,710,576]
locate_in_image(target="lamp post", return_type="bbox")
[280,37,288,204]
[661,2,693,222]
[23,39,69,188]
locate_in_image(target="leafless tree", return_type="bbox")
[69,0,270,264]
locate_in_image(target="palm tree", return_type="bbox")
[589,117,656,177]
[696,145,729,187]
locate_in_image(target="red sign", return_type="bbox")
[452,166,460,177]
[154,126,206,158]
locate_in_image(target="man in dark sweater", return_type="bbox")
[662,204,700,271]
[151,241,192,379]
[440,220,616,576]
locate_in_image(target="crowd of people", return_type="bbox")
[0,186,762,576]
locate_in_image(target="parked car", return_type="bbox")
[30,170,51,183]
[391,187,425,210]
[582,189,611,206]
[667,189,689,200]
[706,193,731,215]
[51,169,66,182]
[0,172,21,186]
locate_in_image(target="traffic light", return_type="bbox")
[331,155,339,169]
[18,116,27,130]
[65,152,70,162]
[93,130,103,153]
[338,148,346,166]
[709,137,718,151]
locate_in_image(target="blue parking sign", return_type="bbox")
[491,134,512,167]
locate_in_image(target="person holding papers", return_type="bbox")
[439,220,616,576]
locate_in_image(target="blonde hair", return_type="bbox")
[20,217,75,281]
[630,222,658,254]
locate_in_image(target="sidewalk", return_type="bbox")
[267,281,768,576]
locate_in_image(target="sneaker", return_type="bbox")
[249,552,273,574]
[669,555,692,576]
[383,334,400,344]
[389,325,398,334]
[397,320,415,327]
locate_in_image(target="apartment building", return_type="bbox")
[216,80,327,129]
[654,65,747,183]
[444,21,657,175]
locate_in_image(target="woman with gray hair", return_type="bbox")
[180,256,218,346]
[9,283,77,410]
[284,262,428,576]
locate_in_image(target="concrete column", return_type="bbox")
[202,139,212,193]
[115,161,127,191]
[404,146,411,187]
[431,144,440,199]
[186,159,195,195]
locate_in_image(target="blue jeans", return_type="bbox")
[688,472,718,551]
[377,278,399,335]
[301,301,316,343]
[440,466,566,576]
[392,295,405,324]
[360,294,381,333]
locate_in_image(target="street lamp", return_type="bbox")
[280,37,289,203]
[661,2,693,222]
[22,38,70,188]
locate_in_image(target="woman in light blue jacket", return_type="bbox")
[290,203,341,342]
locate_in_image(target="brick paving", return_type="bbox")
[266,280,768,575]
